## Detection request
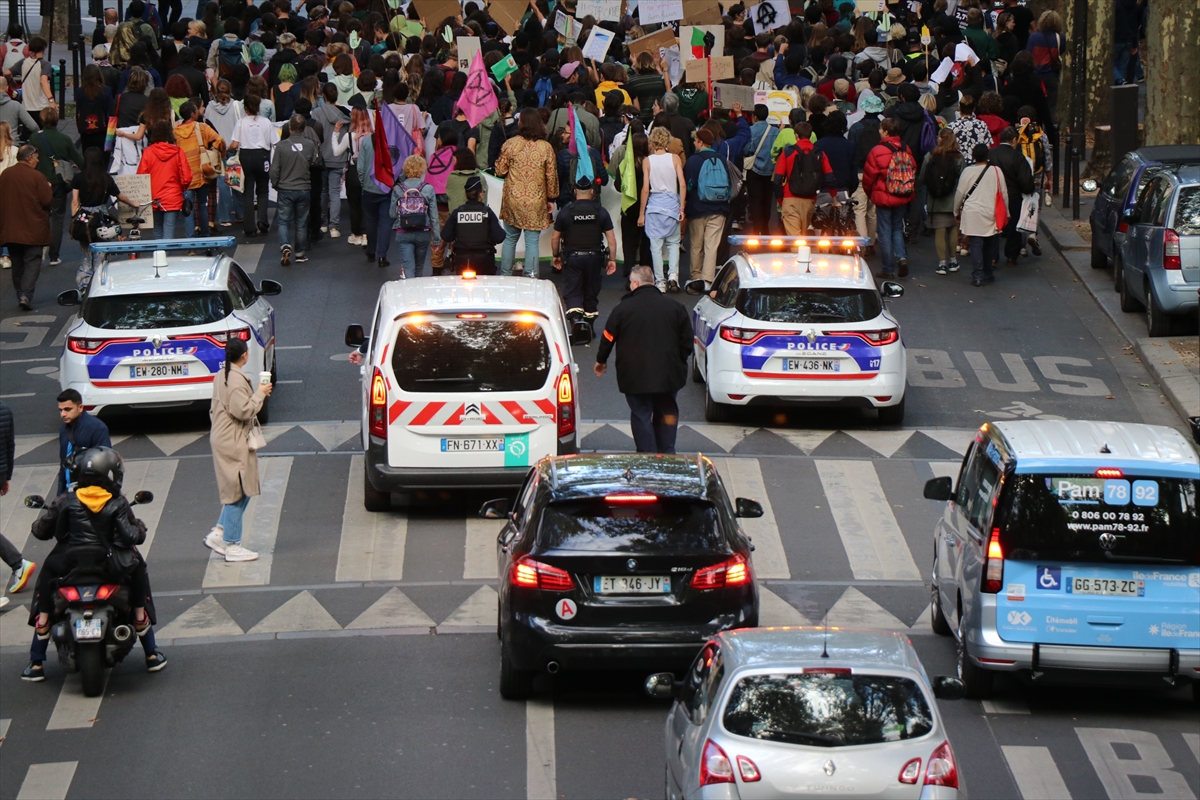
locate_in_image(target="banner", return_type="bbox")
[637,0,682,25]
[576,0,622,19]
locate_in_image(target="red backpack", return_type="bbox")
[884,142,917,198]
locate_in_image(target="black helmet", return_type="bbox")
[70,447,125,492]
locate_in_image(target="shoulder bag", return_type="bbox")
[196,122,223,179]
[992,167,1009,230]
[955,165,989,219]
[38,132,78,184]
[744,124,770,173]
[220,371,268,451]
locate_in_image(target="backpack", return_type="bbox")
[919,110,939,156]
[883,142,917,197]
[397,184,430,230]
[217,38,245,77]
[925,153,959,198]
[786,144,823,197]
[695,154,732,203]
[1017,123,1046,175]
[533,76,554,107]
[853,116,882,170]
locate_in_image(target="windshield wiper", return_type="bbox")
[414,376,474,383]
[805,313,848,321]
[760,728,844,746]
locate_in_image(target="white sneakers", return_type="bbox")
[223,544,259,562]
[203,529,226,555]
[329,228,341,238]
[204,528,259,562]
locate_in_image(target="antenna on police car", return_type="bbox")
[820,607,830,659]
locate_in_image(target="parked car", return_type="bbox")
[1116,165,1200,335]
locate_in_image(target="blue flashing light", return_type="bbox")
[89,236,237,254]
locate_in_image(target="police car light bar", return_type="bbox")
[729,235,871,251]
[89,236,237,254]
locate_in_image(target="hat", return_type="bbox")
[348,94,367,110]
[860,93,884,113]
[465,175,483,193]
[885,67,905,85]
[695,128,715,146]
[575,176,595,190]
[560,61,581,80]
[833,78,850,97]
[92,43,108,60]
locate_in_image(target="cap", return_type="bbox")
[92,43,108,60]
[860,93,884,113]
[560,61,580,79]
[465,175,483,193]
[348,94,367,110]
[885,67,905,85]
[695,128,715,146]
[833,78,850,96]
[575,175,595,190]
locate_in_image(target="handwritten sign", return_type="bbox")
[576,0,622,19]
[855,0,885,11]
[114,173,153,229]
[684,55,734,83]
[554,9,579,39]
[637,0,683,25]
[687,0,722,25]
[627,26,676,59]
[765,88,798,126]
[581,25,615,61]
[748,0,789,33]
[457,35,480,73]
[712,83,765,110]
[661,44,682,87]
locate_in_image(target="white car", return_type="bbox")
[345,271,582,511]
[57,238,281,420]
[690,236,907,424]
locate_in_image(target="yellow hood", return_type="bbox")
[76,485,113,513]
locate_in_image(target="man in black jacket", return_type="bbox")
[594,266,693,454]
[56,389,110,496]
[989,126,1036,265]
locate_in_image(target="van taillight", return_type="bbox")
[1163,229,1181,270]
[556,366,575,438]
[369,368,387,439]
[982,527,1004,593]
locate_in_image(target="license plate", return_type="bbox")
[1067,577,1143,596]
[594,575,671,594]
[784,358,841,372]
[129,363,189,378]
[440,437,505,452]
[74,619,103,640]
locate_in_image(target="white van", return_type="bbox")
[346,273,582,510]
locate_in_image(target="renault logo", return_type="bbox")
[823,760,836,776]
[626,559,637,572]
[151,334,163,348]
[805,329,818,344]
[1098,533,1118,551]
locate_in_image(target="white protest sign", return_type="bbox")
[582,26,615,61]
[113,174,153,229]
[576,0,622,19]
[748,0,789,33]
[554,9,579,39]
[930,56,954,85]
[661,44,682,87]
[457,35,480,72]
[765,88,797,126]
[638,0,683,25]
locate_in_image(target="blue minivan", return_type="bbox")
[923,420,1199,699]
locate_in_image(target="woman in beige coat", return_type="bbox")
[204,338,272,562]
[955,143,1009,287]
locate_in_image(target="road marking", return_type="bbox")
[274,345,312,350]
[464,519,501,579]
[982,697,1030,714]
[16,762,78,800]
[300,422,359,451]
[771,430,833,454]
[0,604,30,647]
[0,393,36,399]
[845,430,914,458]
[346,587,435,629]
[275,379,303,384]
[711,457,789,579]
[1,465,58,554]
[815,460,922,581]
[234,242,264,274]
[0,357,57,364]
[526,698,556,800]
[158,595,245,639]
[145,432,204,456]
[687,424,756,453]
[439,585,497,628]
[758,586,809,627]
[1002,746,1072,800]
[47,672,110,730]
[247,590,341,634]
[1076,727,1197,800]
[336,455,407,582]
[12,435,55,459]
[203,456,293,588]
[928,461,962,480]
[965,352,1041,392]
[1183,733,1199,765]
[0,717,10,747]
[120,459,178,559]
[826,586,908,629]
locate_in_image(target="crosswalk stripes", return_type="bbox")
[845,430,915,458]
[771,429,832,454]
[464,518,501,579]
[0,604,31,648]
[711,457,789,579]
[247,590,341,634]
[203,456,293,588]
[12,436,54,461]
[234,242,264,274]
[1,465,58,555]
[919,428,975,456]
[1002,746,1073,800]
[758,587,809,627]
[983,698,1031,714]
[826,586,908,630]
[144,433,204,457]
[928,460,962,480]
[157,595,244,639]
[815,460,922,581]
[15,761,77,800]
[46,672,108,730]
[346,588,435,630]
[120,459,178,559]
[336,455,407,582]
[0,717,10,747]
[1184,733,1199,765]
[439,585,498,629]
[299,422,360,452]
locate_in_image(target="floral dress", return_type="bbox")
[494,136,557,232]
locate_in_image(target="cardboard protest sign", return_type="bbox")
[638,0,683,25]
[114,174,153,229]
[576,0,622,19]
[414,0,461,25]
[687,1,722,25]
[684,55,734,83]
[765,88,798,126]
[487,0,527,34]
[711,83,764,110]
[627,26,676,59]
[855,0,885,11]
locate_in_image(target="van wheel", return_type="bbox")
[363,466,390,512]
[1118,258,1143,312]
[930,572,951,636]
[877,397,905,425]
[691,350,704,383]
[704,384,731,422]
[499,646,533,700]
[256,357,276,424]
[1146,285,1172,337]
[1091,239,1109,269]
[956,616,993,699]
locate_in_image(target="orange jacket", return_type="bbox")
[137,142,193,212]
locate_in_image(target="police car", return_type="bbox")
[57,238,281,420]
[345,271,582,511]
[689,236,908,424]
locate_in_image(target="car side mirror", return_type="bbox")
[644,672,680,700]
[924,476,953,501]
[684,279,707,296]
[258,279,282,296]
[132,490,154,505]
[345,324,365,347]
[932,676,966,700]
[880,281,905,299]
[479,498,510,519]
[735,497,764,518]
[57,289,82,306]
[24,495,45,509]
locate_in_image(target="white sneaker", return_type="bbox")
[0,255,10,269]
[224,544,259,562]
[329,228,341,238]
[320,226,328,233]
[656,280,667,292]
[203,529,227,556]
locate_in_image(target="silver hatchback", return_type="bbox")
[646,629,965,800]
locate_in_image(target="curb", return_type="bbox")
[1038,209,1200,425]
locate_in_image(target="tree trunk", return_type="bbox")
[1083,0,1113,133]
[1144,0,1200,146]
[39,0,72,46]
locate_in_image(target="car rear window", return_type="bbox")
[736,289,882,324]
[82,291,232,329]
[723,673,934,748]
[999,474,1199,565]
[391,319,550,393]
[536,498,725,553]
[1173,187,1200,235]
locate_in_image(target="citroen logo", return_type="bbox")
[823,760,836,776]
[805,329,817,344]
[1098,533,1118,551]
[626,559,637,572]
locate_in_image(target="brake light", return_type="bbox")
[802,667,852,674]
[58,586,81,602]
[1164,229,1181,270]
[556,366,575,438]
[509,554,574,591]
[457,313,486,319]
[1095,468,1123,478]
[691,554,750,589]
[899,758,922,784]
[924,741,958,789]
[1117,220,1129,234]
[368,368,387,439]
[67,336,142,354]
[699,739,734,786]
[829,329,899,346]
[462,269,476,279]
[718,327,793,345]
[983,527,1004,593]
[604,493,657,504]
[96,584,121,600]
[736,755,761,782]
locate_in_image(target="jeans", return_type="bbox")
[5,243,41,299]
[968,234,1000,282]
[626,392,679,454]
[152,209,180,240]
[276,188,310,253]
[395,229,431,276]
[1113,41,1142,83]
[240,149,271,234]
[49,183,68,261]
[875,204,908,275]
[649,221,681,283]
[619,207,651,275]
[217,175,242,224]
[501,223,542,276]
[323,165,345,229]
[30,617,159,662]
[218,495,252,545]
[182,187,212,236]
[361,191,392,258]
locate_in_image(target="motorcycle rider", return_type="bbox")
[21,446,166,681]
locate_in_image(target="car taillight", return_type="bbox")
[556,366,575,438]
[67,336,142,354]
[899,758,922,784]
[831,329,899,346]
[1095,467,1123,478]
[187,328,252,347]
[699,739,734,786]
[924,741,958,788]
[96,584,121,600]
[736,755,761,782]
[1164,229,1181,270]
[802,667,852,674]
[604,493,657,504]
[58,586,81,602]
[983,527,1004,593]
[509,555,574,591]
[691,554,750,590]
[718,326,790,345]
[1117,220,1129,234]
[368,368,387,439]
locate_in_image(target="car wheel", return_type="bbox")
[499,645,534,700]
[362,464,390,512]
[956,613,993,699]
[704,383,732,423]
[691,349,704,383]
[877,396,905,425]
[1117,258,1143,312]
[1091,239,1109,269]
[930,570,951,636]
[256,356,276,424]
[1146,283,1172,337]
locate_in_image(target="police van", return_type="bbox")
[345,272,582,511]
[923,420,1200,699]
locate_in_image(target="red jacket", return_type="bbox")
[773,138,833,199]
[137,142,193,212]
[979,114,1008,148]
[816,77,857,104]
[861,135,913,208]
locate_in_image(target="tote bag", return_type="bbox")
[1016,192,1039,233]
[992,168,1008,231]
[104,95,120,152]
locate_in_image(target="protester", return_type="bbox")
[861,118,915,279]
[494,109,557,278]
[270,115,322,265]
[1026,10,1064,125]
[203,79,243,229]
[0,145,53,309]
[989,126,1036,267]
[74,65,114,155]
[389,154,440,280]
[311,82,349,238]
[175,102,226,237]
[918,129,965,275]
[955,143,1009,287]
[743,104,780,236]
[229,93,278,238]
[28,106,82,266]
[774,122,834,237]
[683,128,732,287]
[137,120,192,239]
[70,146,135,290]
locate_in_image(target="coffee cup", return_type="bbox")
[259,371,272,386]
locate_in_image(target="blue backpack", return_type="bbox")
[919,109,938,156]
[695,154,732,203]
[217,38,244,77]
[534,76,554,107]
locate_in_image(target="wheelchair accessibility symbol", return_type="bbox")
[1037,566,1061,590]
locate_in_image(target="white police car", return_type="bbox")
[690,236,907,423]
[57,238,281,420]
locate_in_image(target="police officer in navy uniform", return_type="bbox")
[440,176,506,275]
[552,176,617,339]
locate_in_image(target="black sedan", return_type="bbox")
[480,453,763,699]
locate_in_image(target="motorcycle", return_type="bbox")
[24,490,154,697]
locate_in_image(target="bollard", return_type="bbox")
[57,58,67,108]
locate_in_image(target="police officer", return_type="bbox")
[441,176,505,275]
[552,176,617,337]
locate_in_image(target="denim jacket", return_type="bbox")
[742,121,779,177]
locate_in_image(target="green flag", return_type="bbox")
[619,134,638,214]
[490,54,518,82]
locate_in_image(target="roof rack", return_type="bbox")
[89,237,236,280]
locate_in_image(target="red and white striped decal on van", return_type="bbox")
[388,398,556,427]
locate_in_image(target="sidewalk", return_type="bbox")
[1039,197,1200,425]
